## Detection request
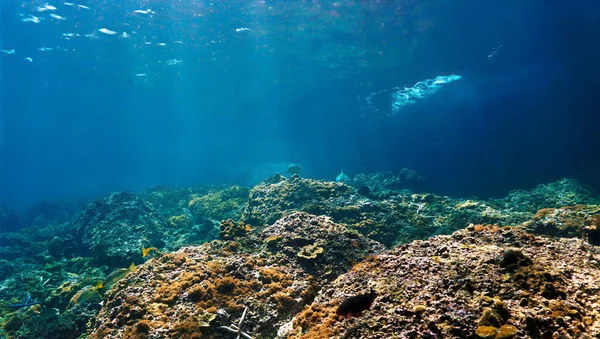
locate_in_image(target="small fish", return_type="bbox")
[78,4,90,10]
[134,9,154,14]
[1,49,15,54]
[102,263,137,291]
[24,57,33,63]
[37,4,57,12]
[141,246,161,257]
[67,284,102,308]
[99,28,117,35]
[49,13,65,20]
[336,289,377,318]
[165,59,182,66]
[22,15,41,23]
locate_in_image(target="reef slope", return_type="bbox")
[291,225,600,338]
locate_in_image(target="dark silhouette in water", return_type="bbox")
[336,289,377,318]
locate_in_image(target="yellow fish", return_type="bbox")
[102,263,137,291]
[141,246,161,258]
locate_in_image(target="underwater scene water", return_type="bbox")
[1,0,600,338]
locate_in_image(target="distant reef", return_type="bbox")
[0,172,599,338]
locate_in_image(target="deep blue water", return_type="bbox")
[1,0,599,209]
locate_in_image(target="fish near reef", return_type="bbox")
[336,289,377,318]
[67,281,104,308]
[142,246,161,258]
[103,263,137,291]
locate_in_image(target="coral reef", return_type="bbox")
[240,175,529,247]
[86,212,384,338]
[141,185,250,248]
[73,191,167,267]
[352,168,427,198]
[290,225,600,338]
[492,178,597,213]
[522,205,600,244]
[188,185,250,223]
[241,174,354,226]
[1,175,599,338]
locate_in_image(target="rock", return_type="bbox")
[73,191,166,267]
[523,204,600,243]
[86,212,385,339]
[289,225,600,338]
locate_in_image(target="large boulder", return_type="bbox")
[74,191,167,267]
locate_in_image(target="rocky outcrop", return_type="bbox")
[74,191,167,267]
[87,212,384,339]
[290,225,600,338]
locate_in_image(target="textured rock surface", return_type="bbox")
[291,225,600,338]
[74,191,167,267]
[492,178,597,214]
[523,205,600,245]
[241,174,355,227]
[352,168,427,198]
[241,175,531,247]
[87,212,384,339]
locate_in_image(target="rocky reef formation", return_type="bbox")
[352,168,427,197]
[523,204,600,245]
[291,225,600,338]
[240,174,552,247]
[74,191,167,267]
[1,174,599,338]
[87,212,384,339]
[492,178,597,214]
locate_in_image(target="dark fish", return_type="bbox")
[336,289,377,318]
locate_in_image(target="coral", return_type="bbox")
[240,174,538,247]
[219,219,253,241]
[1,176,599,339]
[240,174,354,227]
[290,225,600,338]
[352,168,427,197]
[188,186,249,223]
[496,324,518,338]
[87,213,383,338]
[73,191,167,267]
[493,178,597,213]
[168,214,193,228]
[522,204,600,243]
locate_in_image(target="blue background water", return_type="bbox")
[1,0,599,209]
